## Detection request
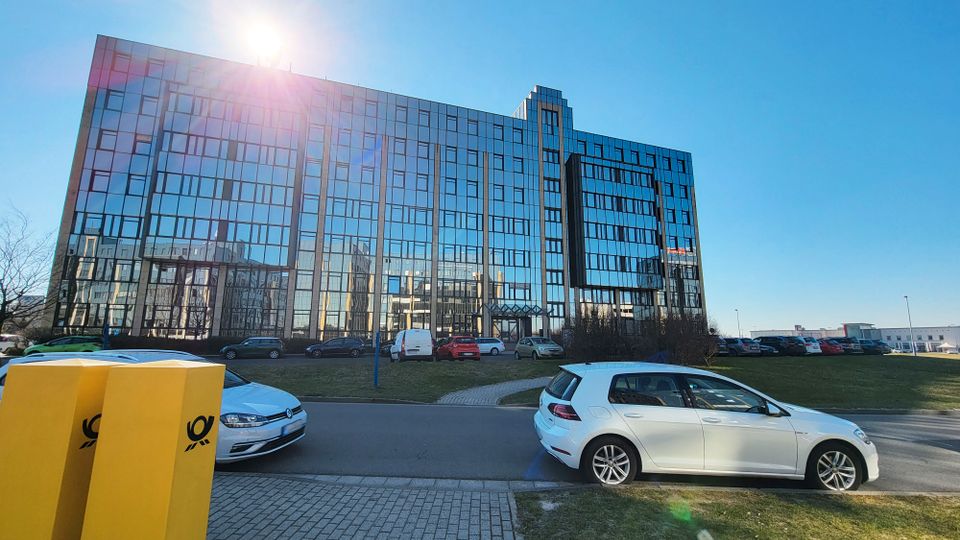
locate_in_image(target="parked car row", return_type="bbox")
[716,335,892,357]
[213,331,562,362]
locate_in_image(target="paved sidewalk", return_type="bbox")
[436,377,551,406]
[208,473,520,539]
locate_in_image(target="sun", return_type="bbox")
[245,20,284,65]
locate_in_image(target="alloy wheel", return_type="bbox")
[816,450,857,491]
[592,445,631,485]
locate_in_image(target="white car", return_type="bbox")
[390,329,434,361]
[0,350,307,463]
[801,337,822,355]
[534,362,879,491]
[476,337,506,356]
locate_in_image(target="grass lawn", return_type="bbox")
[498,354,960,410]
[707,354,960,410]
[231,352,960,409]
[228,357,566,403]
[516,487,960,540]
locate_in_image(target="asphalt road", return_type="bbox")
[218,402,960,492]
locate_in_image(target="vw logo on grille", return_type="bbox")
[285,408,293,419]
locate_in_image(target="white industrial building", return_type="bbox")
[879,326,960,353]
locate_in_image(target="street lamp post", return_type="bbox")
[735,309,742,339]
[904,295,916,357]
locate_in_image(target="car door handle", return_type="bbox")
[702,417,722,424]
[623,413,644,418]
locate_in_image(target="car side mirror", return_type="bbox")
[765,402,787,417]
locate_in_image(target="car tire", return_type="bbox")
[806,442,864,492]
[311,350,322,358]
[224,350,237,360]
[533,352,540,361]
[514,351,521,360]
[268,349,281,360]
[350,349,360,358]
[490,347,500,356]
[582,436,638,485]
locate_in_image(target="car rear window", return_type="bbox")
[454,338,476,344]
[545,370,581,400]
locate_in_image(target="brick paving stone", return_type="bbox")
[207,474,520,539]
[436,377,551,406]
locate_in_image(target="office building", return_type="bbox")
[45,35,704,341]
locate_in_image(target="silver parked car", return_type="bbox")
[515,337,565,360]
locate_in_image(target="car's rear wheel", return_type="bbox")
[582,436,637,485]
[268,349,281,360]
[807,442,863,491]
[311,349,322,358]
[224,350,237,360]
[490,347,500,356]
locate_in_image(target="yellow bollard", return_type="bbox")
[81,360,224,540]
[0,359,119,540]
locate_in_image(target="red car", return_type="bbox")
[818,338,844,355]
[436,336,481,360]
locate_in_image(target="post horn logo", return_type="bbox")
[184,415,214,452]
[79,413,101,449]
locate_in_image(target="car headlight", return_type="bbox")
[221,413,269,428]
[854,428,872,445]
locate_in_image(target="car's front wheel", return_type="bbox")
[350,349,360,358]
[224,350,237,360]
[514,351,521,360]
[268,349,281,360]
[583,436,637,485]
[490,347,499,356]
[807,443,863,491]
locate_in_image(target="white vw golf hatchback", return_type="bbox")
[534,362,879,491]
[0,350,307,463]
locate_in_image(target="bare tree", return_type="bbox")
[0,210,53,334]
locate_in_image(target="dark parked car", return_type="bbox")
[724,338,761,356]
[832,337,864,354]
[713,337,729,356]
[305,337,365,358]
[221,337,285,360]
[755,336,807,356]
[858,339,891,355]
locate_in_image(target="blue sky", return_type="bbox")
[1,1,957,335]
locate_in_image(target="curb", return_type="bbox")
[213,471,960,498]
[822,408,960,417]
[297,396,429,405]
[213,470,575,493]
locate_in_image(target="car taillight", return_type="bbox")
[548,403,581,421]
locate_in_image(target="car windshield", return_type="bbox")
[224,369,249,389]
[454,338,475,344]
[545,370,580,400]
[531,338,555,345]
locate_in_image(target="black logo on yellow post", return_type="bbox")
[79,414,101,449]
[184,415,214,452]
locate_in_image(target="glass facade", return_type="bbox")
[46,36,704,342]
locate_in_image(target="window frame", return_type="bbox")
[607,372,690,408]
[678,374,789,416]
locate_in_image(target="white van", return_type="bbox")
[390,329,434,362]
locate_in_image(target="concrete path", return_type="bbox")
[208,473,520,539]
[436,377,551,406]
